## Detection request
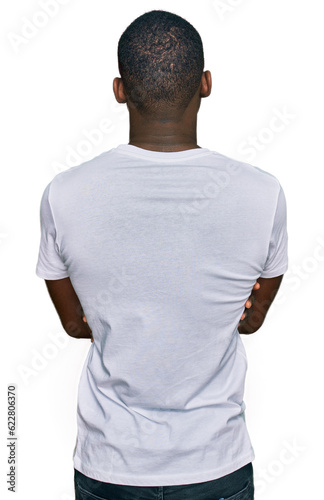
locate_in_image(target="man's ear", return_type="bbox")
[113,77,127,103]
[200,70,212,98]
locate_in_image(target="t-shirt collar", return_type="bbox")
[116,143,212,161]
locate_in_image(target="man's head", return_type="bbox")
[115,10,206,117]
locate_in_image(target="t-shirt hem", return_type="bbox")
[35,268,70,280]
[259,263,288,278]
[73,450,255,487]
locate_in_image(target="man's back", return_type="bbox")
[36,143,287,486]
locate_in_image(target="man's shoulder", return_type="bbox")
[46,145,282,199]
[50,148,117,188]
[208,149,281,191]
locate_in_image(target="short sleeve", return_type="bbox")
[260,184,288,278]
[35,182,69,280]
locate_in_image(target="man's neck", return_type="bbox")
[127,101,200,152]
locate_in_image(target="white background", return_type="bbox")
[1,0,323,498]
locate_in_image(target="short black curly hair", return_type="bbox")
[117,10,204,115]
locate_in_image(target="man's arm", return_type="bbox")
[44,277,93,340]
[238,275,283,334]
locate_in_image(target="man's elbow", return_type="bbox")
[62,319,90,339]
[238,323,262,335]
[238,313,266,335]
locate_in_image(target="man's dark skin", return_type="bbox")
[44,70,283,339]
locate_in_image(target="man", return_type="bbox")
[36,10,288,500]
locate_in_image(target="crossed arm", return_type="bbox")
[238,275,283,333]
[44,278,93,341]
[44,274,283,340]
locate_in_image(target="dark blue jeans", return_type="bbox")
[74,462,254,499]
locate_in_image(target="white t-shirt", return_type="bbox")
[36,144,288,486]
